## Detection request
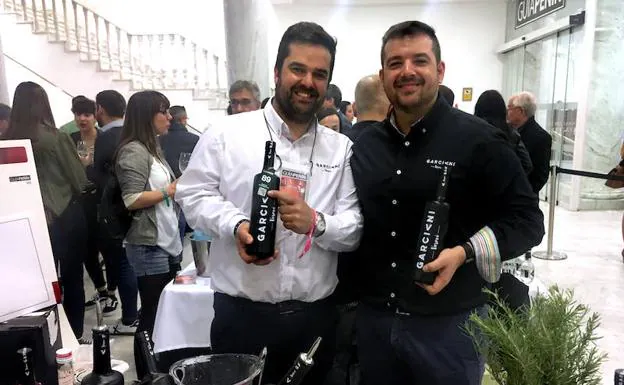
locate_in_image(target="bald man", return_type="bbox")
[343,74,390,141]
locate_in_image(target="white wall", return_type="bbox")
[272,1,507,112]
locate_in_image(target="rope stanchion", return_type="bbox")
[532,165,622,261]
[533,165,568,261]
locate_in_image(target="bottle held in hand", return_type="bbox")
[246,141,280,259]
[414,166,451,285]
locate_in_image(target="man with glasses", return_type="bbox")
[228,80,261,114]
[507,91,552,195]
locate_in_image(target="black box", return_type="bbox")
[0,305,63,385]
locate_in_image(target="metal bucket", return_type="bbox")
[169,350,266,385]
[191,231,211,277]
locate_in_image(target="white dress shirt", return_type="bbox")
[175,102,363,303]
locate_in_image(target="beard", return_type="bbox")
[391,74,437,114]
[274,78,323,124]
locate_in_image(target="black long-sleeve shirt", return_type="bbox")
[350,96,545,315]
[518,117,552,194]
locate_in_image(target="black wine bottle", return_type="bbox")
[16,347,39,385]
[615,369,624,385]
[82,326,124,385]
[414,166,451,285]
[246,141,280,259]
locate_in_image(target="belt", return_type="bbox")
[216,292,334,316]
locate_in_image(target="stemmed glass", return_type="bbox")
[77,140,89,158]
[179,152,192,174]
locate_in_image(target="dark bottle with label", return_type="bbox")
[414,166,451,285]
[615,369,624,385]
[246,141,280,259]
[16,347,39,385]
[82,326,124,385]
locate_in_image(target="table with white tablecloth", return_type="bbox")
[152,264,215,354]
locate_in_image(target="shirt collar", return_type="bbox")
[100,119,124,132]
[385,93,450,138]
[264,99,316,141]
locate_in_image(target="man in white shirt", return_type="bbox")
[176,22,363,384]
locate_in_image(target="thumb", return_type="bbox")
[239,226,253,245]
[422,258,442,273]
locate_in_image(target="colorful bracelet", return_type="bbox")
[160,188,170,207]
[298,210,317,258]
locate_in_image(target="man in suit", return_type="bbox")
[92,90,139,335]
[159,105,199,178]
[507,91,552,194]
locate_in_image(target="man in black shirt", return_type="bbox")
[350,21,544,385]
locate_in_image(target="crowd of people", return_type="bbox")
[0,18,561,385]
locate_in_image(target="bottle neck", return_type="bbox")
[17,348,36,385]
[263,141,276,171]
[92,327,113,374]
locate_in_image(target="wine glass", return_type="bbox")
[179,152,192,173]
[77,140,89,158]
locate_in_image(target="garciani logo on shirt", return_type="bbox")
[315,162,340,172]
[426,158,456,168]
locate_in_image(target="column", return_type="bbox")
[0,32,9,104]
[223,0,271,100]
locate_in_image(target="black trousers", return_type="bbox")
[211,293,338,385]
[133,263,179,379]
[356,303,485,385]
[81,190,107,291]
[48,198,87,338]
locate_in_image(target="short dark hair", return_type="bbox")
[317,107,338,122]
[275,22,337,82]
[0,103,10,120]
[96,90,126,118]
[381,21,441,66]
[325,84,342,108]
[438,85,454,105]
[170,105,186,123]
[71,96,96,115]
[261,97,270,109]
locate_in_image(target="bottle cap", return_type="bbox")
[56,348,73,364]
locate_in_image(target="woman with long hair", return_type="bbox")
[115,91,180,371]
[4,82,89,342]
[474,89,533,174]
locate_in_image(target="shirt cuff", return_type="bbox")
[228,213,249,239]
[469,226,501,283]
[123,192,142,208]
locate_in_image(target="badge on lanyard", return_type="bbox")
[279,161,310,200]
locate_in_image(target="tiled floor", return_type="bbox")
[82,203,624,384]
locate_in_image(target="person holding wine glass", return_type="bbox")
[115,91,181,377]
[69,97,111,313]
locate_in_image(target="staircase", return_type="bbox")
[0,0,228,131]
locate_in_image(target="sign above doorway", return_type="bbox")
[515,0,567,29]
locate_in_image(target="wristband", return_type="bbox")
[233,219,249,238]
[461,241,475,264]
[160,188,170,207]
[298,210,316,258]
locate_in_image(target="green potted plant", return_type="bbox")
[466,286,607,385]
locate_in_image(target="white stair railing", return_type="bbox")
[0,0,228,105]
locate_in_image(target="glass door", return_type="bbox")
[501,27,583,205]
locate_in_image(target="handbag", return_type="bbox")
[605,160,624,189]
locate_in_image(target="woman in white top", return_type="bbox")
[115,91,181,360]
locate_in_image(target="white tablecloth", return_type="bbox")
[152,265,215,353]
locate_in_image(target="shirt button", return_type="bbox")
[392,199,398,205]
[404,141,410,147]
[422,128,427,134]
[390,292,396,298]
[391,262,397,268]
[396,169,402,175]
[391,231,396,237]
